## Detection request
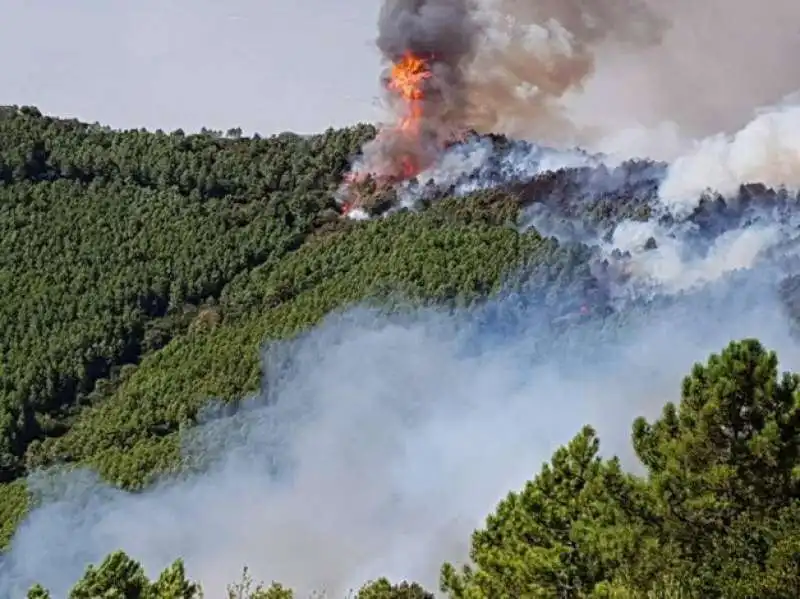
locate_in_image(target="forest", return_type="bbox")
[1,106,799,597]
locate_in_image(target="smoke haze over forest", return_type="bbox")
[2,1,800,598]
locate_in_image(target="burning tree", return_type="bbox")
[338,0,477,217]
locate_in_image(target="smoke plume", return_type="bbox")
[376,0,475,117]
[460,0,800,159]
[658,100,800,215]
[352,0,478,179]
[349,0,800,208]
[463,0,666,146]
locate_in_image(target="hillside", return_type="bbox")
[0,107,590,541]
[2,107,800,598]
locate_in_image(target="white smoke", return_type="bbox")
[466,0,800,161]
[658,100,800,215]
[394,136,601,209]
[2,256,800,597]
[606,219,785,295]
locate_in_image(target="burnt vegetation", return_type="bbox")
[2,107,800,598]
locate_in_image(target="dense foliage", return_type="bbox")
[441,339,800,598]
[0,105,374,485]
[2,108,800,597]
[0,107,610,544]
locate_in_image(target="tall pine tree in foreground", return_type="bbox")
[632,339,800,597]
[441,340,800,598]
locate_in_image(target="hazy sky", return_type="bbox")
[0,0,384,135]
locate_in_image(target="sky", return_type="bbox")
[0,0,384,135]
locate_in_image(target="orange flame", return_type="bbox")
[337,52,436,217]
[388,52,431,135]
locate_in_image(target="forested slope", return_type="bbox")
[0,106,377,538]
[0,107,597,546]
[3,107,800,598]
[24,340,800,599]
[0,105,372,479]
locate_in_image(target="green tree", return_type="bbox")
[36,550,202,599]
[149,560,202,599]
[26,584,51,599]
[441,427,656,598]
[226,567,294,599]
[357,578,434,599]
[632,339,800,597]
[441,340,800,598]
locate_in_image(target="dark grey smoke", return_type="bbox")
[345,0,667,187]
[347,0,479,181]
[377,0,475,66]
[376,0,476,128]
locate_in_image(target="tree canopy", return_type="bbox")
[1,107,799,597]
[0,106,611,542]
[442,339,800,599]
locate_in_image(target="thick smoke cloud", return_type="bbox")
[463,0,800,160]
[359,0,667,175]
[464,0,667,146]
[356,0,800,185]
[377,0,475,78]
[658,100,800,215]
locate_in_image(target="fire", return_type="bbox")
[337,52,438,217]
[388,52,431,134]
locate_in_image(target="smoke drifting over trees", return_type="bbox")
[2,0,800,597]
